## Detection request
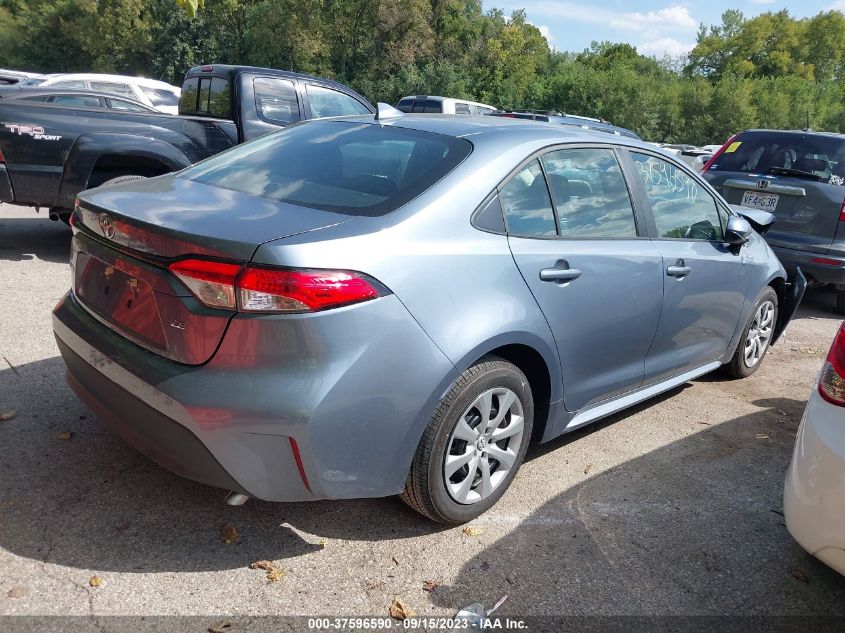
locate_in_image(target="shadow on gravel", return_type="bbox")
[0,216,72,263]
[0,356,446,575]
[1,317,844,619]
[429,397,845,616]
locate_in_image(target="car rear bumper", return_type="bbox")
[784,389,845,575]
[53,290,456,502]
[771,244,845,286]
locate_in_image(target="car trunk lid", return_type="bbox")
[72,174,352,365]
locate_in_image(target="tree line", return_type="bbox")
[2,1,845,145]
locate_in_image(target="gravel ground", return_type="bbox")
[1,203,844,627]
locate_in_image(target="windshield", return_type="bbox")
[182,120,472,216]
[709,130,845,184]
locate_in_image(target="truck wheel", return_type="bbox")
[98,175,147,188]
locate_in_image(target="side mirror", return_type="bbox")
[725,215,752,245]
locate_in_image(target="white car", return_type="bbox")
[784,322,845,575]
[35,73,180,114]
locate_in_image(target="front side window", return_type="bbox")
[254,77,300,124]
[499,159,556,237]
[541,148,637,238]
[306,84,370,118]
[183,120,471,217]
[631,152,724,241]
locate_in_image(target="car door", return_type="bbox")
[626,150,750,382]
[504,146,664,412]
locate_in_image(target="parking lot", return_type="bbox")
[1,201,845,624]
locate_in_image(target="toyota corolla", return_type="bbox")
[53,109,804,524]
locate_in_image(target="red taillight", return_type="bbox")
[168,259,242,309]
[237,267,381,313]
[200,65,214,72]
[819,323,845,406]
[0,148,5,162]
[168,259,383,313]
[811,257,843,267]
[700,133,738,174]
[839,197,845,222]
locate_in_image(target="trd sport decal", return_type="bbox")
[3,123,61,141]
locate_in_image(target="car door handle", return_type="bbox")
[540,263,582,283]
[666,265,691,277]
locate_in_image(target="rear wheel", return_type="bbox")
[724,286,778,378]
[400,357,533,524]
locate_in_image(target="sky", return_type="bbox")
[486,1,845,57]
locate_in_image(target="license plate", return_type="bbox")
[741,190,779,211]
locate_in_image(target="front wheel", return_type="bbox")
[400,357,533,524]
[724,287,778,379]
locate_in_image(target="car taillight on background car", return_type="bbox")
[818,322,845,406]
[168,259,384,313]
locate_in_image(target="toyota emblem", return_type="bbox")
[98,215,115,239]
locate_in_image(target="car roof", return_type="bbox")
[42,73,179,91]
[184,64,363,93]
[739,128,845,140]
[338,113,655,151]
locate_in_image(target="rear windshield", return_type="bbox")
[396,98,442,113]
[179,76,231,118]
[182,120,472,216]
[709,131,845,184]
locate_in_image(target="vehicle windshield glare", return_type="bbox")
[182,121,472,216]
[710,131,845,185]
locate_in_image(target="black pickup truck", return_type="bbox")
[0,64,374,222]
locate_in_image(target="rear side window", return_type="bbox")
[183,121,471,217]
[454,102,471,115]
[632,152,724,241]
[254,77,300,124]
[500,160,556,237]
[306,84,370,117]
[108,98,148,111]
[90,81,134,98]
[710,131,845,185]
[140,87,179,107]
[50,95,101,108]
[541,148,637,238]
[52,80,85,89]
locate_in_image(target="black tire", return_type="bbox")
[724,286,778,379]
[836,288,845,315]
[97,174,147,188]
[400,357,533,524]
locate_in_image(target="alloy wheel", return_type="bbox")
[744,299,775,368]
[443,387,525,505]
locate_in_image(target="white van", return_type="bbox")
[36,73,181,114]
[396,95,498,115]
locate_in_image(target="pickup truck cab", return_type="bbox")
[0,64,374,222]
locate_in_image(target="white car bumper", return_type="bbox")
[784,387,845,575]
